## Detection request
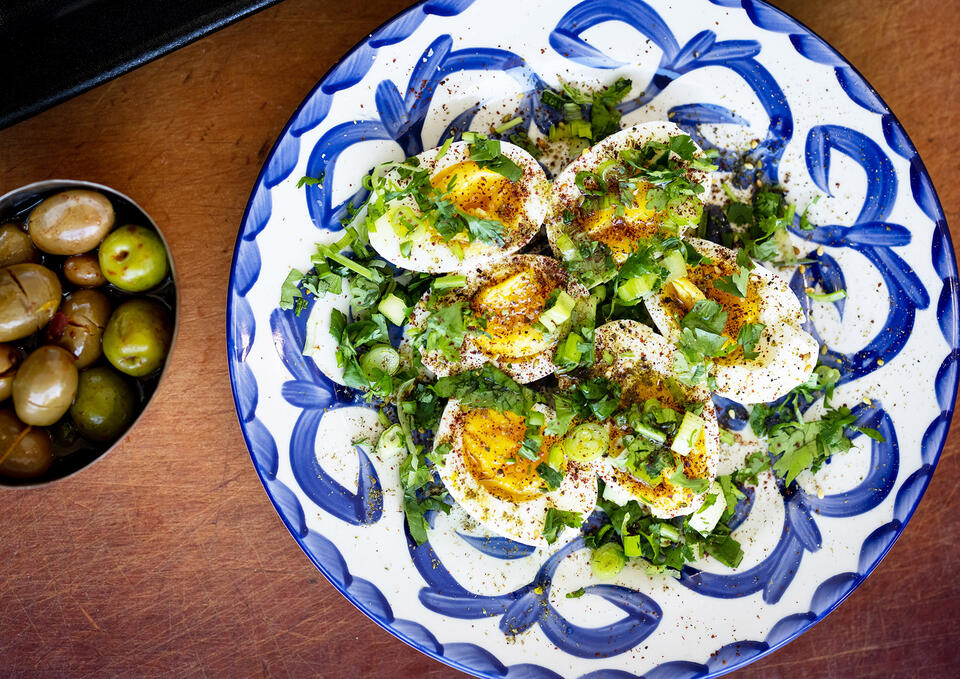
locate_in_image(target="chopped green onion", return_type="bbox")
[359,344,400,376]
[805,288,846,303]
[527,410,545,428]
[461,131,481,144]
[378,293,408,326]
[591,542,626,579]
[375,423,406,461]
[633,422,667,444]
[432,274,467,292]
[568,119,591,138]
[555,233,578,260]
[323,248,376,281]
[556,332,583,366]
[563,422,609,462]
[617,274,658,302]
[658,523,681,543]
[671,411,705,456]
[494,117,523,134]
[661,250,687,283]
[548,442,566,469]
[539,290,576,332]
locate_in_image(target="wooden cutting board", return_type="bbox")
[0,0,957,676]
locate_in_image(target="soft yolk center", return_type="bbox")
[431,161,523,232]
[578,181,664,263]
[461,408,556,502]
[471,267,557,360]
[661,260,762,363]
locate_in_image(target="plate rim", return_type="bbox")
[225,1,958,676]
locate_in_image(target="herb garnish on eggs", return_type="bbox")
[279,92,882,579]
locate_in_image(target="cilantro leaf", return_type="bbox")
[279,268,304,311]
[468,136,523,181]
[737,322,766,360]
[536,463,564,491]
[543,508,583,545]
[680,300,728,335]
[433,364,539,417]
[296,173,324,189]
[668,135,697,161]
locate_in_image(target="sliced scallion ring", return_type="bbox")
[359,344,400,377]
[563,422,609,462]
[590,542,626,580]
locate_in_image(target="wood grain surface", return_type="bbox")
[0,1,957,677]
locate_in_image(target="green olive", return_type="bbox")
[12,345,79,426]
[102,299,172,376]
[49,416,80,448]
[70,366,137,443]
[50,289,111,369]
[0,409,53,479]
[63,253,106,287]
[0,263,62,342]
[99,225,169,292]
[0,343,23,402]
[0,223,40,268]
[28,189,115,255]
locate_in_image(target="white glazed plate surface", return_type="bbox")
[227,1,958,676]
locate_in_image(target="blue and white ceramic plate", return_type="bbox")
[227,1,957,676]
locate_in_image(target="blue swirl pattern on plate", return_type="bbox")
[226,0,958,676]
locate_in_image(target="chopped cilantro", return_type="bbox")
[296,173,324,189]
[536,462,564,491]
[433,364,540,418]
[468,135,524,182]
[737,322,766,360]
[543,508,583,545]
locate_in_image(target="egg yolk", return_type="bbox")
[471,265,558,360]
[460,408,556,503]
[430,161,524,234]
[606,369,711,498]
[660,258,762,364]
[576,181,665,263]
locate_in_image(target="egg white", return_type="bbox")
[409,254,589,384]
[367,140,548,273]
[589,320,721,518]
[546,121,716,263]
[644,237,818,404]
[433,399,597,548]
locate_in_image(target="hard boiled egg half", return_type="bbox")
[547,121,715,266]
[644,237,818,404]
[409,254,589,384]
[433,399,597,547]
[588,320,721,518]
[367,139,548,273]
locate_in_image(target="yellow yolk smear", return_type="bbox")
[430,161,523,237]
[577,182,664,263]
[471,265,558,360]
[460,408,556,502]
[661,259,762,365]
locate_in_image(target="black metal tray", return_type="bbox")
[0,0,279,130]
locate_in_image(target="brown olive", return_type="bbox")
[0,222,40,268]
[27,189,115,255]
[12,345,78,426]
[0,343,23,402]
[48,289,111,369]
[63,253,106,287]
[0,263,62,342]
[0,409,53,479]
